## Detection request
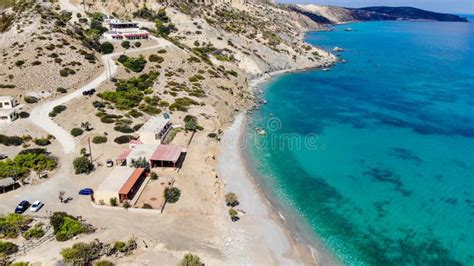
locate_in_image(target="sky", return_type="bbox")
[277,0,474,14]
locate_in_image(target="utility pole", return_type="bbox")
[88,137,93,164]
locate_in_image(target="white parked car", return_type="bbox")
[29,201,44,212]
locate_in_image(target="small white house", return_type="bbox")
[0,109,18,124]
[0,96,17,109]
[0,96,19,124]
[138,114,172,145]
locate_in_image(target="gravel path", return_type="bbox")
[29,37,171,154]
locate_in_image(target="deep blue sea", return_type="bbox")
[247,19,474,265]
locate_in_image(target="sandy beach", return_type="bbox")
[217,112,339,265]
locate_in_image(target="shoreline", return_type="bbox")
[218,63,340,264]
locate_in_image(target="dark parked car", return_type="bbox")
[79,188,94,195]
[15,200,30,214]
[82,88,96,96]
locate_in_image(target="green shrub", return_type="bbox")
[59,67,76,77]
[70,128,84,137]
[114,135,133,144]
[23,223,45,240]
[134,41,141,48]
[95,260,115,266]
[15,60,25,67]
[56,87,67,93]
[149,54,164,63]
[180,253,203,266]
[33,138,51,146]
[157,49,167,53]
[19,111,30,118]
[0,213,32,239]
[164,187,181,203]
[142,203,153,209]
[109,197,118,206]
[100,41,114,54]
[114,125,134,133]
[120,55,147,73]
[0,134,23,146]
[0,241,18,255]
[18,148,47,155]
[61,241,100,264]
[121,40,130,49]
[53,105,67,113]
[92,136,107,144]
[73,156,93,174]
[0,153,57,179]
[24,96,38,104]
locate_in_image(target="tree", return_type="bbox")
[109,197,118,206]
[73,156,93,174]
[180,253,204,266]
[81,121,92,131]
[164,187,181,203]
[228,208,239,222]
[0,241,18,255]
[100,42,114,54]
[225,192,239,207]
[71,128,84,137]
[129,157,149,169]
[60,241,101,265]
[121,40,130,49]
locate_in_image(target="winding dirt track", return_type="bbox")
[30,37,170,154]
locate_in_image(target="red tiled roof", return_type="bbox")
[117,148,132,161]
[150,145,182,163]
[119,168,145,196]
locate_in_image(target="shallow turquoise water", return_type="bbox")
[247,20,474,265]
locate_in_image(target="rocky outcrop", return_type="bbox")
[287,4,468,24]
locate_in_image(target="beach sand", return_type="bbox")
[217,113,338,265]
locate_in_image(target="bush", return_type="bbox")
[73,156,93,174]
[134,41,141,48]
[229,208,239,222]
[33,138,51,146]
[0,241,18,255]
[61,241,101,265]
[19,111,30,118]
[0,153,57,179]
[110,197,118,206]
[92,136,107,144]
[56,87,67,93]
[23,223,45,240]
[0,134,23,146]
[70,128,84,137]
[24,96,38,104]
[225,192,239,207]
[149,54,164,63]
[150,172,158,180]
[100,41,114,54]
[120,55,147,73]
[59,67,76,77]
[121,40,130,49]
[18,148,47,155]
[0,213,32,238]
[95,260,115,266]
[50,212,89,241]
[114,135,133,144]
[164,187,181,203]
[114,125,134,133]
[180,253,203,266]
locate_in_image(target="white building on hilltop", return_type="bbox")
[102,19,150,41]
[0,96,19,124]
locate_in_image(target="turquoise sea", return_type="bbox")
[246,18,474,265]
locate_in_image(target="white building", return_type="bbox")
[138,114,172,145]
[0,96,17,109]
[94,166,146,204]
[102,19,150,41]
[0,96,19,124]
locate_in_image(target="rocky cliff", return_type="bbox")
[287,4,468,25]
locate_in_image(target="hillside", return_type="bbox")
[287,4,468,25]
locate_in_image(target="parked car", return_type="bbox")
[79,188,94,195]
[30,200,44,212]
[0,153,7,160]
[82,88,96,96]
[15,200,30,214]
[106,159,113,167]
